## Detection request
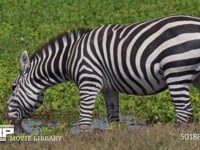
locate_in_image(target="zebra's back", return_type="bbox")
[77,15,200,95]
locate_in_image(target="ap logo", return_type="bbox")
[0,125,14,141]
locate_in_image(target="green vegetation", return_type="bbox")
[1,0,200,149]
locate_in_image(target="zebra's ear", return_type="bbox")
[20,51,30,74]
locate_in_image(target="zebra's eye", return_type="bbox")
[21,71,28,77]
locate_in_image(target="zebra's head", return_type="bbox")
[3,51,43,130]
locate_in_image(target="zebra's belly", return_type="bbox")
[119,79,167,96]
[103,69,168,95]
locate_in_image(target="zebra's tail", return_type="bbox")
[192,64,200,91]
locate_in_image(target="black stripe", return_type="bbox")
[169,87,188,91]
[170,94,190,98]
[165,70,199,79]
[163,58,200,70]
[168,80,192,85]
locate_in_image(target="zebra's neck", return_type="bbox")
[29,29,90,90]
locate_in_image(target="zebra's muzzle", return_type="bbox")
[3,104,26,133]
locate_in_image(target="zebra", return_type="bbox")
[3,15,200,132]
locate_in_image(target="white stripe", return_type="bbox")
[51,41,64,82]
[162,47,200,64]
[165,64,200,76]
[170,90,188,95]
[172,97,190,101]
[167,74,194,83]
[58,36,68,80]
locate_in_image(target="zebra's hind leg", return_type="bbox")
[103,91,119,123]
[168,84,193,124]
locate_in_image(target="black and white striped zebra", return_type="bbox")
[3,15,200,131]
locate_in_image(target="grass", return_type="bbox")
[1,0,200,149]
[2,124,200,150]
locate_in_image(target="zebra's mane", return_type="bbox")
[30,28,90,60]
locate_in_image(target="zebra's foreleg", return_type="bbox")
[78,79,102,131]
[103,91,119,123]
[168,84,193,124]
